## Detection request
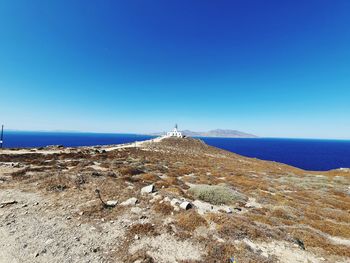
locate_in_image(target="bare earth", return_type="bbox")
[0,137,349,263]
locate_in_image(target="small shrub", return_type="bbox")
[11,168,29,180]
[43,174,73,192]
[139,173,159,182]
[129,223,156,236]
[119,167,144,176]
[189,184,245,205]
[176,211,207,231]
[153,202,173,215]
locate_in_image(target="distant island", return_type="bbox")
[150,129,258,138]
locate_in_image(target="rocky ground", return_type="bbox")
[0,137,349,263]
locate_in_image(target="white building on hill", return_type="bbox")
[167,124,183,138]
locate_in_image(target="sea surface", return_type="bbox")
[2,131,350,171]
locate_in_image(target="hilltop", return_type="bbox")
[0,137,349,263]
[150,129,258,138]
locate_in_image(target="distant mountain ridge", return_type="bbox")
[151,129,258,138]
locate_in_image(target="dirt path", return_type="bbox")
[0,188,125,263]
[0,227,20,263]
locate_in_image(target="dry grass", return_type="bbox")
[153,202,173,215]
[41,174,74,192]
[305,220,350,238]
[3,137,350,261]
[139,173,159,183]
[207,214,284,241]
[119,167,144,176]
[290,229,350,257]
[204,242,276,263]
[129,223,157,236]
[176,211,207,232]
[10,168,30,180]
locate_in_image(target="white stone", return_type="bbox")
[192,200,215,215]
[221,206,233,214]
[141,184,154,194]
[131,207,143,214]
[243,238,259,252]
[120,197,138,206]
[106,200,118,207]
[179,201,192,210]
[170,198,180,207]
[149,194,162,203]
[245,197,262,209]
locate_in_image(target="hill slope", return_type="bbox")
[0,137,349,263]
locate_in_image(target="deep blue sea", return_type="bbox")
[2,131,350,171]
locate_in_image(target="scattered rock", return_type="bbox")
[192,200,233,214]
[131,207,143,214]
[220,206,232,214]
[149,194,162,203]
[179,201,192,210]
[245,197,262,209]
[0,200,17,207]
[243,238,260,252]
[192,200,215,214]
[121,197,138,206]
[106,200,118,207]
[170,198,180,207]
[141,184,155,194]
[91,171,102,177]
[294,238,305,250]
[91,247,100,253]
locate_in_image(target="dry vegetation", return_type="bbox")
[0,137,349,262]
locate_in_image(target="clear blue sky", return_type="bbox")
[0,1,349,138]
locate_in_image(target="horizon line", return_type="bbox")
[3,128,350,141]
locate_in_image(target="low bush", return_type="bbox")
[176,211,207,231]
[189,184,245,205]
[153,202,173,215]
[44,174,73,192]
[129,223,156,236]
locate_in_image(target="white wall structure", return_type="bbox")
[166,124,183,138]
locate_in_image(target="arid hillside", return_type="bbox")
[0,137,349,263]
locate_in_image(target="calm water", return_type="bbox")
[200,137,350,171]
[2,131,154,148]
[2,131,350,171]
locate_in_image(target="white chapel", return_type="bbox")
[167,124,183,138]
